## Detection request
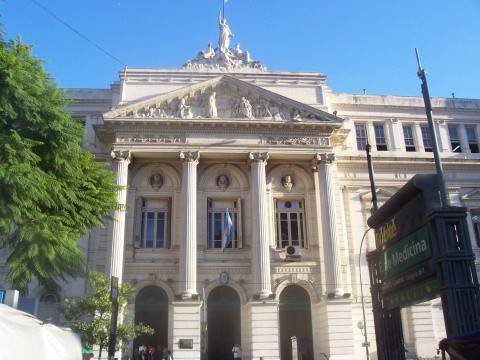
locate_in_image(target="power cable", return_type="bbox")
[29,0,124,65]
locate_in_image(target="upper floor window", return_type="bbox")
[421,125,433,152]
[448,125,462,152]
[141,199,170,249]
[207,198,242,249]
[275,199,305,248]
[402,125,416,152]
[374,124,388,151]
[355,123,368,151]
[465,126,479,153]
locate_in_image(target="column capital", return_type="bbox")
[110,149,131,163]
[314,152,335,164]
[179,151,200,164]
[248,152,269,163]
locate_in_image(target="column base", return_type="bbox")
[180,290,198,300]
[172,301,202,360]
[314,299,356,360]
[327,288,346,299]
[247,301,280,360]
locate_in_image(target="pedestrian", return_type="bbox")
[232,344,242,360]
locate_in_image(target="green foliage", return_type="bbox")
[0,32,118,292]
[64,272,154,356]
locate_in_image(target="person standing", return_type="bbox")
[232,344,241,360]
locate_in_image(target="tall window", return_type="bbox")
[141,199,170,248]
[355,123,368,151]
[374,123,388,151]
[448,125,461,152]
[466,126,479,153]
[403,125,416,152]
[207,198,242,249]
[421,125,433,152]
[275,199,305,248]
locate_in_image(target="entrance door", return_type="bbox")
[279,285,314,360]
[207,286,241,360]
[134,286,169,351]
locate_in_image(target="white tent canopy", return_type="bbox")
[0,304,82,360]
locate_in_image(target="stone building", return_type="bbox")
[4,14,480,360]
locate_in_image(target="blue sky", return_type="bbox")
[2,0,479,98]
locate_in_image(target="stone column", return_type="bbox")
[388,118,404,151]
[366,122,377,149]
[179,151,200,299]
[458,124,471,153]
[249,152,272,298]
[315,153,344,297]
[108,150,131,284]
[414,123,426,152]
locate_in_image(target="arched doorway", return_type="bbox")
[279,285,314,360]
[207,286,241,360]
[134,286,169,351]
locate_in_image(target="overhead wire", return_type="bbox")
[28,0,124,65]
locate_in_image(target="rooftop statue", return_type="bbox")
[182,13,266,72]
[218,13,233,55]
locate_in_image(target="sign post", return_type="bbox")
[367,174,480,359]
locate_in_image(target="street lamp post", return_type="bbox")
[108,276,119,360]
[359,228,372,360]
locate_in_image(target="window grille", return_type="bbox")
[275,199,306,248]
[374,123,387,151]
[402,125,416,152]
[355,123,368,151]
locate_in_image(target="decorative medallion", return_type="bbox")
[219,271,230,285]
[216,174,230,191]
[149,173,164,190]
[281,175,294,192]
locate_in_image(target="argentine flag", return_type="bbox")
[222,208,235,251]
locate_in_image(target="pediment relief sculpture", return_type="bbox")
[103,77,341,125]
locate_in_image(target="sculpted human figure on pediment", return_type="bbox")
[240,97,254,119]
[208,92,218,118]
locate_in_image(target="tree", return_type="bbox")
[0,30,118,293]
[64,272,154,358]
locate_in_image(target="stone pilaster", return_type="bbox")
[108,150,131,284]
[249,152,272,299]
[315,153,344,297]
[179,151,200,299]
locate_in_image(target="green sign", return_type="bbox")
[384,278,440,310]
[378,226,430,280]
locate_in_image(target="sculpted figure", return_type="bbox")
[149,173,164,190]
[208,92,218,118]
[216,174,230,191]
[292,111,303,122]
[178,97,193,119]
[282,175,294,192]
[148,106,156,117]
[202,43,215,59]
[241,97,254,119]
[218,13,233,54]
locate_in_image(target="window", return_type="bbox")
[374,123,388,151]
[275,199,306,248]
[403,125,416,152]
[448,125,461,152]
[465,126,479,153]
[207,198,242,249]
[472,211,480,247]
[355,123,368,151]
[421,125,433,152]
[140,198,170,248]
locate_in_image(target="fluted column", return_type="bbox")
[108,150,131,284]
[179,151,200,299]
[315,153,344,297]
[458,124,471,153]
[249,152,272,299]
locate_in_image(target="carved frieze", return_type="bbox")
[115,135,186,144]
[261,136,329,147]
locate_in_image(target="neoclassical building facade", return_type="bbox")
[3,16,480,360]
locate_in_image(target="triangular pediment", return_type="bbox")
[103,76,340,124]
